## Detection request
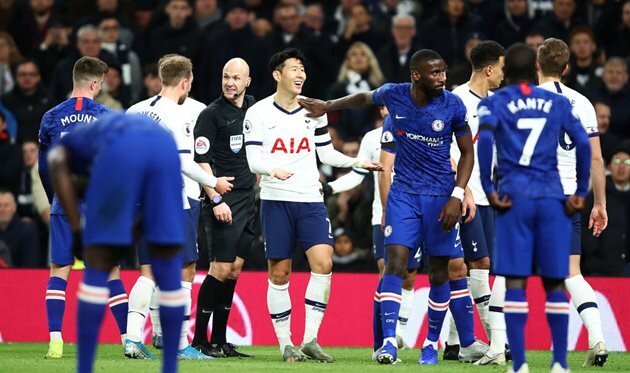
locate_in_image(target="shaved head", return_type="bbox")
[222,58,251,104]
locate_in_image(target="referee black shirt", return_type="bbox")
[194,94,256,191]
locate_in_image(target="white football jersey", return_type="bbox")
[358,127,384,225]
[244,95,331,202]
[539,81,598,195]
[451,83,492,206]
[127,95,193,208]
[181,97,206,201]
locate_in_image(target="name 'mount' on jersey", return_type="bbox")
[372,82,469,197]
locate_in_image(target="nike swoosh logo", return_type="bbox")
[384,312,395,316]
[227,119,237,124]
[395,114,406,119]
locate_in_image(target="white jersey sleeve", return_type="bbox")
[181,98,208,200]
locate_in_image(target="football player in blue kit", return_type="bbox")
[477,43,591,373]
[38,56,129,359]
[48,112,186,373]
[299,49,487,365]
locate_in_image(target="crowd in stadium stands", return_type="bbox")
[0,0,628,275]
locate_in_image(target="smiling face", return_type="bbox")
[413,59,447,97]
[347,45,370,74]
[274,58,306,96]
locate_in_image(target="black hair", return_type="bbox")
[504,43,537,84]
[470,41,505,70]
[268,48,306,73]
[409,49,443,72]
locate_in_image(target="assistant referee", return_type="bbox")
[191,58,256,358]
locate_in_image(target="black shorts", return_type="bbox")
[202,189,256,263]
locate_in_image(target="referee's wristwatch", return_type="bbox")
[210,194,223,207]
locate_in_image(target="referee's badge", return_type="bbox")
[230,134,243,153]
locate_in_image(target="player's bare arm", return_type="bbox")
[588,136,607,236]
[440,131,474,231]
[450,157,476,223]
[298,91,374,118]
[378,149,395,228]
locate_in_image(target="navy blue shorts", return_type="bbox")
[493,198,570,279]
[50,214,73,266]
[138,198,199,265]
[460,205,494,262]
[260,200,333,260]
[83,128,184,248]
[570,212,581,255]
[373,224,422,269]
[384,191,463,258]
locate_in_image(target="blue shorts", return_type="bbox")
[570,212,581,255]
[138,198,199,265]
[384,191,463,258]
[83,128,184,247]
[460,205,494,262]
[260,200,333,260]
[373,224,422,269]
[50,214,73,266]
[493,198,570,279]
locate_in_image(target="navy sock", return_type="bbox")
[449,279,474,347]
[46,276,67,335]
[379,274,402,341]
[546,291,570,369]
[426,282,450,343]
[373,278,383,350]
[77,268,109,373]
[505,289,528,371]
[107,279,128,337]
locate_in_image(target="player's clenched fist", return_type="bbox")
[487,192,512,212]
[564,195,585,217]
[215,176,235,194]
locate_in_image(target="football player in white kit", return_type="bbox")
[537,38,608,367]
[124,54,233,359]
[447,41,508,365]
[244,48,382,362]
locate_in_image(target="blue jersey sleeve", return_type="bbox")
[372,83,397,107]
[380,115,396,154]
[38,110,55,202]
[560,100,591,196]
[57,125,98,176]
[452,95,469,137]
[477,97,496,195]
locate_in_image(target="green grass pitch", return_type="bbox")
[2,344,630,372]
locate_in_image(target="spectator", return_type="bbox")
[327,42,384,138]
[196,0,270,103]
[338,2,389,56]
[468,0,504,36]
[581,146,630,276]
[446,32,483,90]
[495,0,534,48]
[331,226,373,272]
[371,0,418,37]
[149,0,203,63]
[194,0,222,33]
[419,0,480,67]
[331,0,360,38]
[98,15,142,104]
[0,189,40,268]
[594,100,622,166]
[141,63,161,99]
[72,0,136,47]
[95,64,124,109]
[565,26,603,97]
[49,25,118,101]
[0,110,22,195]
[2,59,54,143]
[595,57,630,138]
[9,0,62,58]
[602,0,630,58]
[0,32,22,96]
[533,0,584,42]
[376,14,421,83]
[525,30,545,51]
[17,140,38,219]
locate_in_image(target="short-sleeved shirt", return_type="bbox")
[372,83,469,197]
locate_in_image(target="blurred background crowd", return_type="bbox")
[0,0,628,275]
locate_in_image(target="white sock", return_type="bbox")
[565,274,605,348]
[488,275,506,355]
[179,281,193,350]
[127,276,156,343]
[50,331,62,342]
[469,269,492,339]
[396,288,414,340]
[149,287,161,337]
[267,280,293,352]
[447,313,460,345]
[423,339,438,350]
[303,272,332,345]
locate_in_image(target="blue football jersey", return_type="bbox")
[380,114,396,154]
[38,97,111,214]
[477,83,589,200]
[372,83,469,196]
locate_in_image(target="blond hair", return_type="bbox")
[158,54,193,87]
[337,42,385,87]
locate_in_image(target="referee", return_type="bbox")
[191,58,255,358]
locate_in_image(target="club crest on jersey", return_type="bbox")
[384,225,393,237]
[230,134,243,153]
[431,119,445,132]
[243,120,252,133]
[195,136,210,154]
[184,122,192,136]
[381,130,393,143]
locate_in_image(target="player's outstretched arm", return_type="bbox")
[587,136,608,236]
[298,91,374,118]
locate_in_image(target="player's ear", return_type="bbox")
[561,64,569,77]
[272,69,281,83]
[410,69,420,81]
[246,77,251,87]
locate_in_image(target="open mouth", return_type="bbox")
[294,80,304,89]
